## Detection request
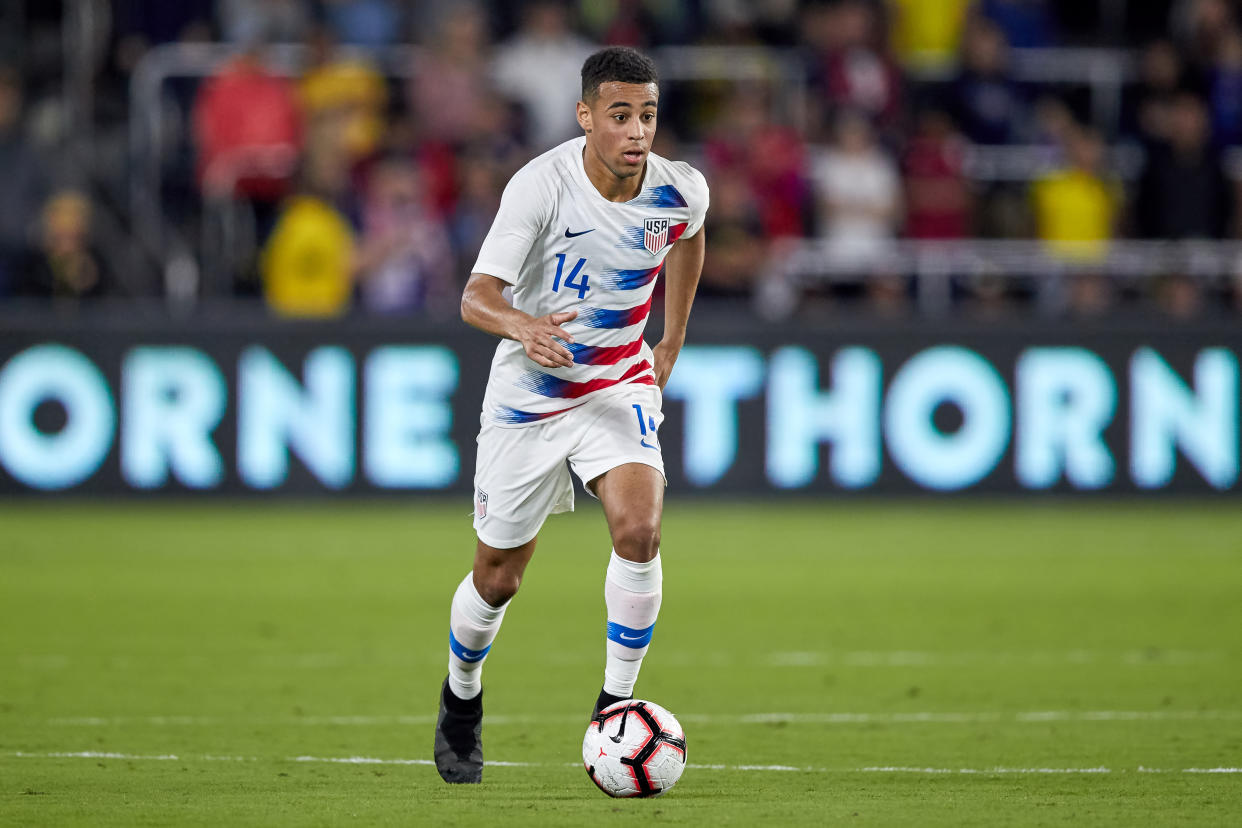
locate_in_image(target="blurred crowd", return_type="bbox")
[2,0,1242,319]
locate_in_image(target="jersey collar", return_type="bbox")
[572,136,651,205]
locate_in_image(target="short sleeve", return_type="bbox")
[681,167,711,239]
[471,168,550,285]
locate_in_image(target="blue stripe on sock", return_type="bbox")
[449,629,491,663]
[607,621,655,649]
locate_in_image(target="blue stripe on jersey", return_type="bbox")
[494,405,570,424]
[449,629,491,663]
[631,184,687,209]
[579,305,637,328]
[615,226,646,249]
[514,371,569,398]
[607,621,655,649]
[495,407,542,424]
[578,302,650,329]
[564,341,598,363]
[598,263,663,291]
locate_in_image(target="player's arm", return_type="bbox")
[461,273,578,369]
[652,227,705,389]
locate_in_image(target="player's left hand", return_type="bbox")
[652,337,683,390]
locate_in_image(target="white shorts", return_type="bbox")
[472,383,666,549]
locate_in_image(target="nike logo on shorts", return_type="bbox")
[564,227,595,237]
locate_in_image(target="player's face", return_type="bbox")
[578,81,659,180]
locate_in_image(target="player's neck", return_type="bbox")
[581,145,644,203]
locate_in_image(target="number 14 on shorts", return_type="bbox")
[633,404,658,450]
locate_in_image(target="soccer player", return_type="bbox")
[433,46,708,784]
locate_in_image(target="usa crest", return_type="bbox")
[643,218,670,254]
[476,489,488,518]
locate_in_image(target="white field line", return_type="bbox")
[735,711,1242,725]
[767,649,1226,667]
[6,751,1242,775]
[42,710,1242,728]
[16,650,1229,671]
[858,766,1112,774]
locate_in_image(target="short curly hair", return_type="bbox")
[581,46,659,101]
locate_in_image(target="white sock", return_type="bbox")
[447,573,508,700]
[603,550,662,697]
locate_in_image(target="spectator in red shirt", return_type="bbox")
[903,107,972,239]
[703,86,810,240]
[192,48,302,203]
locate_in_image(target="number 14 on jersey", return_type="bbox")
[552,254,590,299]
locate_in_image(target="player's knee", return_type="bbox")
[474,568,522,606]
[612,515,661,562]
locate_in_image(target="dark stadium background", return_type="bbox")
[1,0,1240,497]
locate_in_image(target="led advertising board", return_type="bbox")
[0,317,1235,495]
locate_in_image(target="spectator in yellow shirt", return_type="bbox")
[1031,126,1119,262]
[298,28,387,162]
[888,0,972,77]
[260,194,356,317]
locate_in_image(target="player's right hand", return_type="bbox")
[519,310,578,368]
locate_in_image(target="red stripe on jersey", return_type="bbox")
[530,359,653,399]
[567,331,646,366]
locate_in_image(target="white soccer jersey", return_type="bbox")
[472,136,709,425]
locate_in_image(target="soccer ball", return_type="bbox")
[582,699,686,797]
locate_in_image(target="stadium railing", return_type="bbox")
[763,238,1242,316]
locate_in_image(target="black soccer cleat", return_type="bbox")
[434,677,483,784]
[590,687,631,722]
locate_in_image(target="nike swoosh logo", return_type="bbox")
[619,632,646,640]
[459,649,485,659]
[640,439,657,450]
[564,228,595,237]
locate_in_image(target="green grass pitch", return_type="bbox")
[2,500,1241,826]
